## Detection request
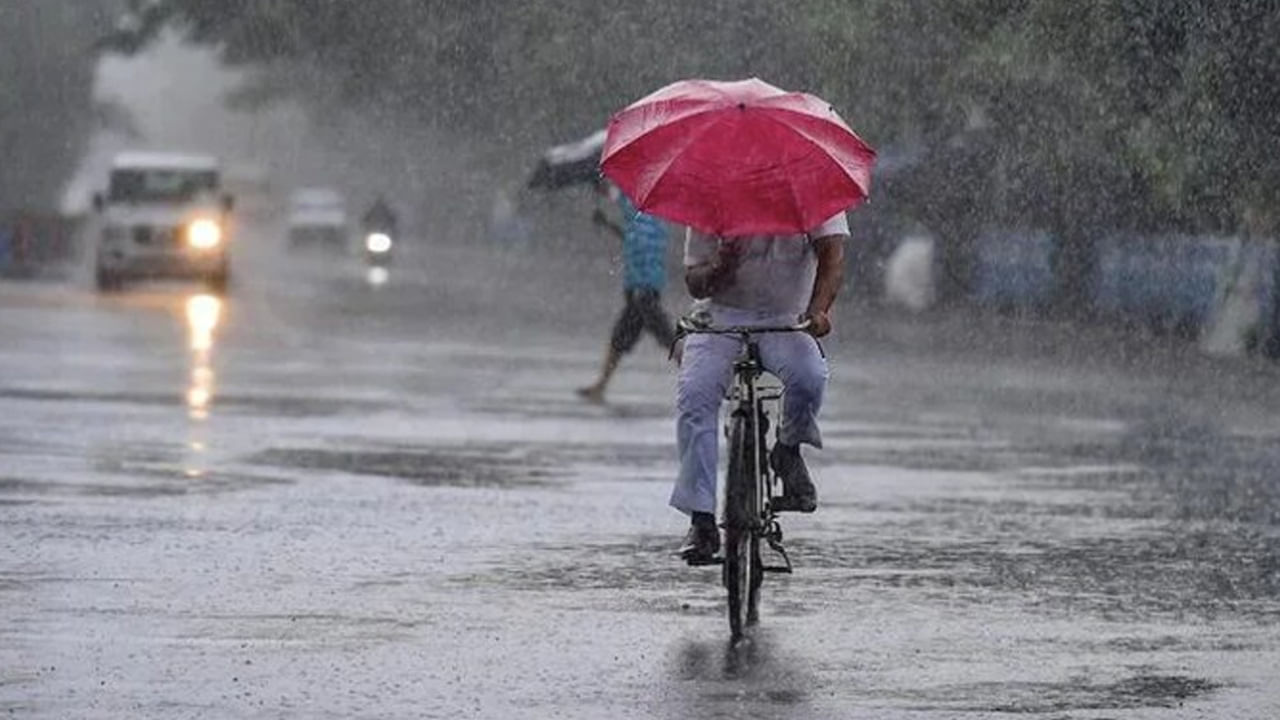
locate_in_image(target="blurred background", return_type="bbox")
[2,0,1278,351]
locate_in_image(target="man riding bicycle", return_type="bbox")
[675,213,850,563]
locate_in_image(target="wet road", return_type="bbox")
[3,233,1280,718]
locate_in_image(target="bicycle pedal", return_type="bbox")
[762,565,793,574]
[764,535,794,574]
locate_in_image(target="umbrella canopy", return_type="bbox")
[601,78,876,236]
[526,129,606,191]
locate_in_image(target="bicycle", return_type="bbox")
[676,315,806,642]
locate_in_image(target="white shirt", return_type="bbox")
[684,213,850,319]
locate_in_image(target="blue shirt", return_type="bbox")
[618,195,667,290]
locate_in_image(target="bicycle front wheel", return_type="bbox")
[724,526,754,640]
[723,411,758,641]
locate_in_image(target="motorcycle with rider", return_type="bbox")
[360,195,398,267]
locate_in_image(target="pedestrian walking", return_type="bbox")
[577,180,675,402]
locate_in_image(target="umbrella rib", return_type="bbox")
[606,104,726,159]
[629,115,730,206]
[757,110,870,226]
[759,108,873,186]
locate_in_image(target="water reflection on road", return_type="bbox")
[366,265,389,287]
[183,292,220,476]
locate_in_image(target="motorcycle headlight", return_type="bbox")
[365,232,392,254]
[187,219,222,249]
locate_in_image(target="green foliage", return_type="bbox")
[0,2,115,214]
[108,1,812,145]
[108,0,1279,235]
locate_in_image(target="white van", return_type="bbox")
[92,152,234,292]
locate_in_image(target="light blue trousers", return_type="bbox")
[670,309,828,516]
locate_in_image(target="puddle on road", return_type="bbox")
[442,436,1280,625]
[0,386,391,417]
[467,393,672,421]
[1087,633,1263,654]
[785,519,1280,622]
[805,407,1280,627]
[1006,413,1280,524]
[167,611,422,647]
[248,445,561,488]
[0,471,291,500]
[0,440,298,501]
[818,440,1054,474]
[247,440,674,489]
[666,633,813,713]
[1,475,182,498]
[904,672,1219,714]
[453,535,695,595]
[527,441,670,469]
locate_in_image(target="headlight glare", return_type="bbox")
[188,219,222,249]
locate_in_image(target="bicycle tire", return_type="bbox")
[725,526,753,640]
[748,415,770,626]
[724,411,757,640]
[746,534,762,626]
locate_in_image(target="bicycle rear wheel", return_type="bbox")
[723,411,759,641]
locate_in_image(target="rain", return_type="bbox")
[2,1,1279,717]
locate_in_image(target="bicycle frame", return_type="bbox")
[725,336,793,568]
[676,316,803,640]
[725,338,779,530]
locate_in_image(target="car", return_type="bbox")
[286,187,348,251]
[92,151,234,292]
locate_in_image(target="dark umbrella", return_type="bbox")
[526,129,606,191]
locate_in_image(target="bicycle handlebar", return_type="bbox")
[676,316,812,336]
